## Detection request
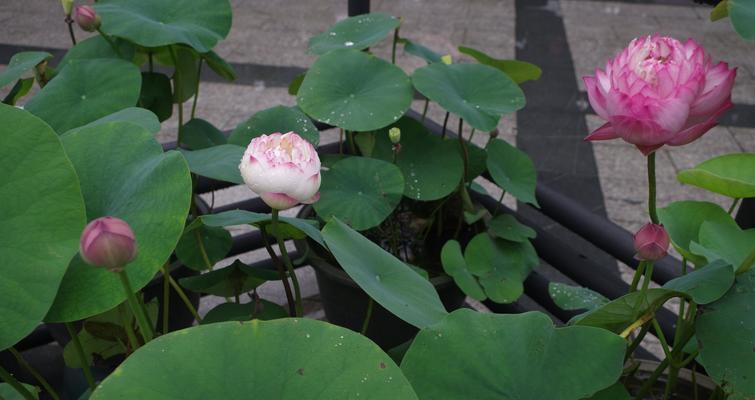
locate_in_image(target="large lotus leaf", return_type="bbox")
[0,383,39,400]
[548,283,609,312]
[411,63,525,131]
[371,117,463,201]
[139,72,173,122]
[175,225,232,271]
[440,240,486,301]
[658,201,737,266]
[57,36,135,68]
[186,210,324,247]
[486,138,538,206]
[178,259,277,297]
[322,218,449,329]
[94,0,232,53]
[77,108,160,134]
[314,156,404,231]
[729,0,755,40]
[90,319,418,399]
[0,51,51,88]
[463,233,537,304]
[398,38,442,64]
[458,46,542,84]
[677,153,755,198]
[693,219,755,272]
[179,144,245,185]
[181,118,226,150]
[45,122,192,322]
[200,300,287,324]
[297,49,413,132]
[228,105,319,147]
[572,289,678,333]
[308,13,400,55]
[24,59,141,133]
[696,269,755,400]
[0,106,86,350]
[663,259,735,305]
[401,310,626,400]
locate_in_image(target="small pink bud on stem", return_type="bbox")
[633,223,670,261]
[75,5,101,32]
[79,216,137,271]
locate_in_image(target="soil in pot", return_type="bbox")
[296,197,481,349]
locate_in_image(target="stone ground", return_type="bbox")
[2,0,754,366]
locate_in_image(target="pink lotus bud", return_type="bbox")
[633,223,670,261]
[239,132,321,210]
[79,216,138,271]
[75,5,101,32]
[583,35,736,155]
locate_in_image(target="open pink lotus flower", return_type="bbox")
[239,132,321,210]
[584,35,736,155]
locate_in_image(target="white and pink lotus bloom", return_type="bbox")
[584,35,736,155]
[239,132,321,210]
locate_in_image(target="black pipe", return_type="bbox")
[473,192,679,344]
[348,0,370,16]
[736,197,754,229]
[533,185,682,284]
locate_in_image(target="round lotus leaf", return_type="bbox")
[0,51,51,88]
[94,0,232,53]
[314,156,404,231]
[308,13,400,55]
[411,63,525,131]
[0,106,86,350]
[372,117,463,201]
[24,59,141,133]
[677,153,755,199]
[45,122,192,322]
[90,319,418,399]
[297,49,413,132]
[401,309,626,400]
[228,105,319,147]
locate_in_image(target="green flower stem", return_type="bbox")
[95,28,123,58]
[64,322,96,392]
[148,52,154,73]
[361,298,375,335]
[338,128,344,154]
[163,266,202,323]
[728,197,741,215]
[652,318,672,359]
[421,99,429,122]
[629,261,648,292]
[493,190,506,216]
[468,128,476,143]
[458,118,468,183]
[0,363,35,400]
[272,210,303,317]
[440,111,450,139]
[118,304,140,351]
[632,262,655,317]
[161,266,170,333]
[168,46,184,146]
[117,272,155,342]
[9,347,60,400]
[647,152,659,224]
[190,59,203,119]
[260,228,296,316]
[624,322,651,362]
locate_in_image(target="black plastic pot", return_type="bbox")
[294,207,466,350]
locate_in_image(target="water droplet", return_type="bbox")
[375,275,381,282]
[329,32,337,36]
[344,41,355,47]
[80,95,87,100]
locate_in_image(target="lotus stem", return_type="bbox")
[9,347,60,400]
[0,363,35,400]
[272,210,303,317]
[64,322,97,391]
[118,271,155,342]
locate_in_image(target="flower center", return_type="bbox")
[631,37,676,85]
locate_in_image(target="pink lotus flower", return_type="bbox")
[75,5,100,32]
[633,223,670,261]
[80,216,138,271]
[584,35,736,155]
[239,132,321,210]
